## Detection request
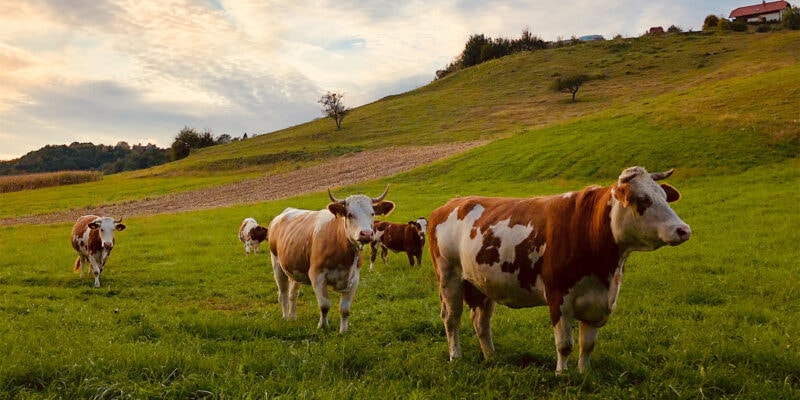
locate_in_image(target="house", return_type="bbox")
[648,26,665,34]
[729,1,792,22]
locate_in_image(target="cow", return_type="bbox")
[428,166,691,374]
[415,217,428,238]
[239,217,268,254]
[268,185,395,333]
[71,215,127,288]
[369,220,425,270]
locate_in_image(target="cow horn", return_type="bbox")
[114,216,123,224]
[650,169,675,181]
[371,184,390,203]
[328,188,343,204]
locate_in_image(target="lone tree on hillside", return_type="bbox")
[551,74,590,103]
[319,91,349,129]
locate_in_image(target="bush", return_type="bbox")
[717,18,732,31]
[703,14,720,31]
[667,25,683,33]
[756,23,772,32]
[731,20,748,32]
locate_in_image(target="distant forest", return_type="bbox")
[0,142,170,176]
[0,127,246,176]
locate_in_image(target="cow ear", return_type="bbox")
[115,223,126,231]
[328,202,347,217]
[613,183,631,208]
[373,201,395,216]
[661,184,681,203]
[88,221,101,230]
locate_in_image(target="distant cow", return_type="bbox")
[268,185,394,333]
[239,217,268,254]
[369,220,425,270]
[71,215,127,288]
[415,217,428,238]
[428,167,691,373]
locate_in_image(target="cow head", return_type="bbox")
[408,220,425,243]
[416,217,428,238]
[328,185,395,244]
[88,216,126,250]
[610,167,691,251]
[251,226,268,242]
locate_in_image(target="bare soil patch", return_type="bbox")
[2,142,484,226]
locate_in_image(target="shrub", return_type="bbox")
[783,6,800,29]
[703,14,720,31]
[731,20,748,32]
[717,18,732,31]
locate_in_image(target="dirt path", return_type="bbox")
[1,142,485,226]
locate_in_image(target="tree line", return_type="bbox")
[1,127,247,176]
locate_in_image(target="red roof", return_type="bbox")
[729,1,791,18]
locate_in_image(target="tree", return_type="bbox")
[551,74,590,102]
[703,14,720,31]
[784,6,800,29]
[319,91,349,130]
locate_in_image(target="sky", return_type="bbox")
[0,0,745,160]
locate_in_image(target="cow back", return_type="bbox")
[72,215,103,254]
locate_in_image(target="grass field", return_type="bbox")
[1,31,799,399]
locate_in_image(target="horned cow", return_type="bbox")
[428,167,691,374]
[268,185,394,333]
[71,215,126,288]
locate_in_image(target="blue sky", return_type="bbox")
[0,0,744,160]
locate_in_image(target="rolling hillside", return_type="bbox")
[1,30,799,399]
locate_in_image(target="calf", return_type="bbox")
[369,220,425,270]
[268,185,394,333]
[71,215,126,288]
[239,217,268,254]
[428,167,691,373]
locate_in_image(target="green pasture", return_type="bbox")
[1,30,799,398]
[1,159,798,399]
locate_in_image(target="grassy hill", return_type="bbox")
[1,31,798,220]
[0,31,798,398]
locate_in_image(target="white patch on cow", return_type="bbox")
[314,209,336,235]
[560,272,616,327]
[436,205,547,308]
[562,192,574,199]
[608,263,624,311]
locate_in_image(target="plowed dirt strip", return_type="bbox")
[1,142,484,226]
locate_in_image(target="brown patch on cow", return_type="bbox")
[475,228,501,266]
[463,279,488,309]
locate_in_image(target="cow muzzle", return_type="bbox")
[666,224,691,246]
[103,242,114,250]
[357,230,374,244]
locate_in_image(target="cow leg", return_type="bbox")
[338,268,360,334]
[369,242,378,271]
[287,279,300,319]
[310,271,331,330]
[435,258,464,361]
[406,252,415,266]
[245,240,251,254]
[87,257,102,288]
[253,240,259,254]
[380,245,389,265]
[578,321,599,373]
[271,254,291,318]
[553,317,574,374]
[467,287,496,361]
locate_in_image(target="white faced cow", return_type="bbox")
[71,215,127,288]
[239,217,269,254]
[428,167,691,374]
[268,185,395,333]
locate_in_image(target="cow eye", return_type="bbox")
[347,212,354,219]
[637,195,652,208]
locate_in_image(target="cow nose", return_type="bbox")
[103,242,114,250]
[671,224,691,245]
[358,230,374,243]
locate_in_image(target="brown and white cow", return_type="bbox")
[428,167,691,373]
[239,217,268,254]
[71,215,127,288]
[268,185,394,333]
[369,220,425,270]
